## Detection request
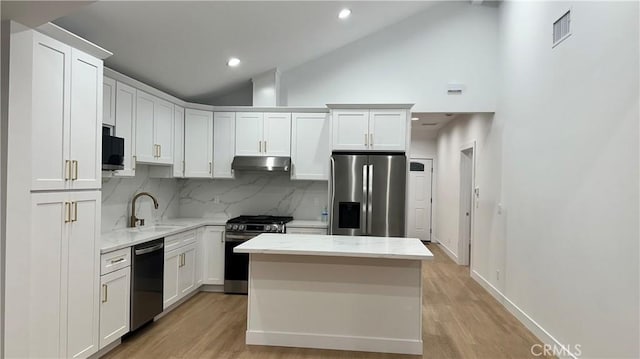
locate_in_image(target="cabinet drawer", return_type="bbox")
[164,229,197,252]
[286,227,328,235]
[101,247,131,275]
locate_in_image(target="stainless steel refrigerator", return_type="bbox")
[330,153,406,237]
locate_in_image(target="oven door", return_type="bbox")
[224,232,255,294]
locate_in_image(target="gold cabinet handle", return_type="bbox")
[102,284,108,303]
[209,162,212,174]
[370,134,373,147]
[110,257,125,264]
[364,134,368,146]
[158,144,162,158]
[71,202,78,222]
[72,160,78,180]
[64,202,71,223]
[65,160,71,180]
[264,141,267,153]
[132,156,136,170]
[258,141,262,153]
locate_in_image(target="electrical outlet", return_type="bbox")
[213,196,220,204]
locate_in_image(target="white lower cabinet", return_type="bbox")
[203,226,225,285]
[27,191,101,358]
[99,267,130,349]
[164,242,198,309]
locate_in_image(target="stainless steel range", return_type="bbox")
[224,215,293,294]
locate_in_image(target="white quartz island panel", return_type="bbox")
[235,234,433,355]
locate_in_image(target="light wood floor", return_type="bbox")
[104,244,552,359]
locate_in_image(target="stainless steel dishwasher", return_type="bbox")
[130,238,164,331]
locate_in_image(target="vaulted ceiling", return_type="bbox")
[53,1,435,103]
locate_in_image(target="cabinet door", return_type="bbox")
[66,190,100,358]
[69,49,102,190]
[163,248,181,309]
[213,112,235,178]
[369,110,407,151]
[178,244,197,296]
[195,229,204,286]
[99,267,130,349]
[331,110,369,151]
[102,77,116,127]
[263,112,291,156]
[30,192,67,358]
[135,91,156,163]
[235,112,263,156]
[173,105,185,177]
[154,97,174,164]
[184,109,213,178]
[114,81,136,177]
[291,113,329,180]
[31,33,71,191]
[203,226,225,285]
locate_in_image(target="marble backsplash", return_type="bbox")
[101,167,328,233]
[101,165,180,232]
[178,172,328,220]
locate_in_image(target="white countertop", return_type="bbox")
[100,217,227,254]
[287,220,328,229]
[234,233,433,260]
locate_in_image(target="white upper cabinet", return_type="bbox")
[30,32,102,191]
[235,112,264,156]
[114,81,137,177]
[235,112,291,156]
[69,49,102,190]
[368,110,407,151]
[331,110,370,151]
[291,113,329,180]
[213,112,236,178]
[102,77,116,127]
[173,105,185,177]
[263,113,292,156]
[135,90,174,165]
[331,108,407,152]
[184,108,213,178]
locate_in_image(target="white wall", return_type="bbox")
[491,2,639,357]
[435,3,639,357]
[280,2,498,113]
[410,128,437,159]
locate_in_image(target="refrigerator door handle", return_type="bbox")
[367,164,373,234]
[363,164,368,234]
[330,157,336,233]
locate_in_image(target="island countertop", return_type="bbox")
[234,233,433,260]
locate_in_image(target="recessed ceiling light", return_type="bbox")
[227,57,241,67]
[338,8,351,19]
[411,117,419,121]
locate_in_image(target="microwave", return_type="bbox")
[102,130,125,171]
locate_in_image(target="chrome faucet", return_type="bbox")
[130,192,159,227]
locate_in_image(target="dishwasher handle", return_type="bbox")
[134,243,164,255]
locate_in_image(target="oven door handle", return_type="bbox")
[225,233,254,242]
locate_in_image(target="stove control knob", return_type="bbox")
[226,224,232,230]
[265,225,271,231]
[232,224,238,230]
[239,225,245,230]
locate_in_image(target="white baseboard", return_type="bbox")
[437,240,458,263]
[470,270,578,359]
[246,330,423,355]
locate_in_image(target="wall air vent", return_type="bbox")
[553,10,571,47]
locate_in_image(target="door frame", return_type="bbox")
[408,157,434,242]
[458,141,476,267]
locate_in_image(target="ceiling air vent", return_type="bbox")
[553,10,571,47]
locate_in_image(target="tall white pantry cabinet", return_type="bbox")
[5,26,104,358]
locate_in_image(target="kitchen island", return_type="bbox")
[234,234,433,355]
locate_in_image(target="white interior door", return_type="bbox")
[407,159,433,242]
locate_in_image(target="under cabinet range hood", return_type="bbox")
[231,156,291,172]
